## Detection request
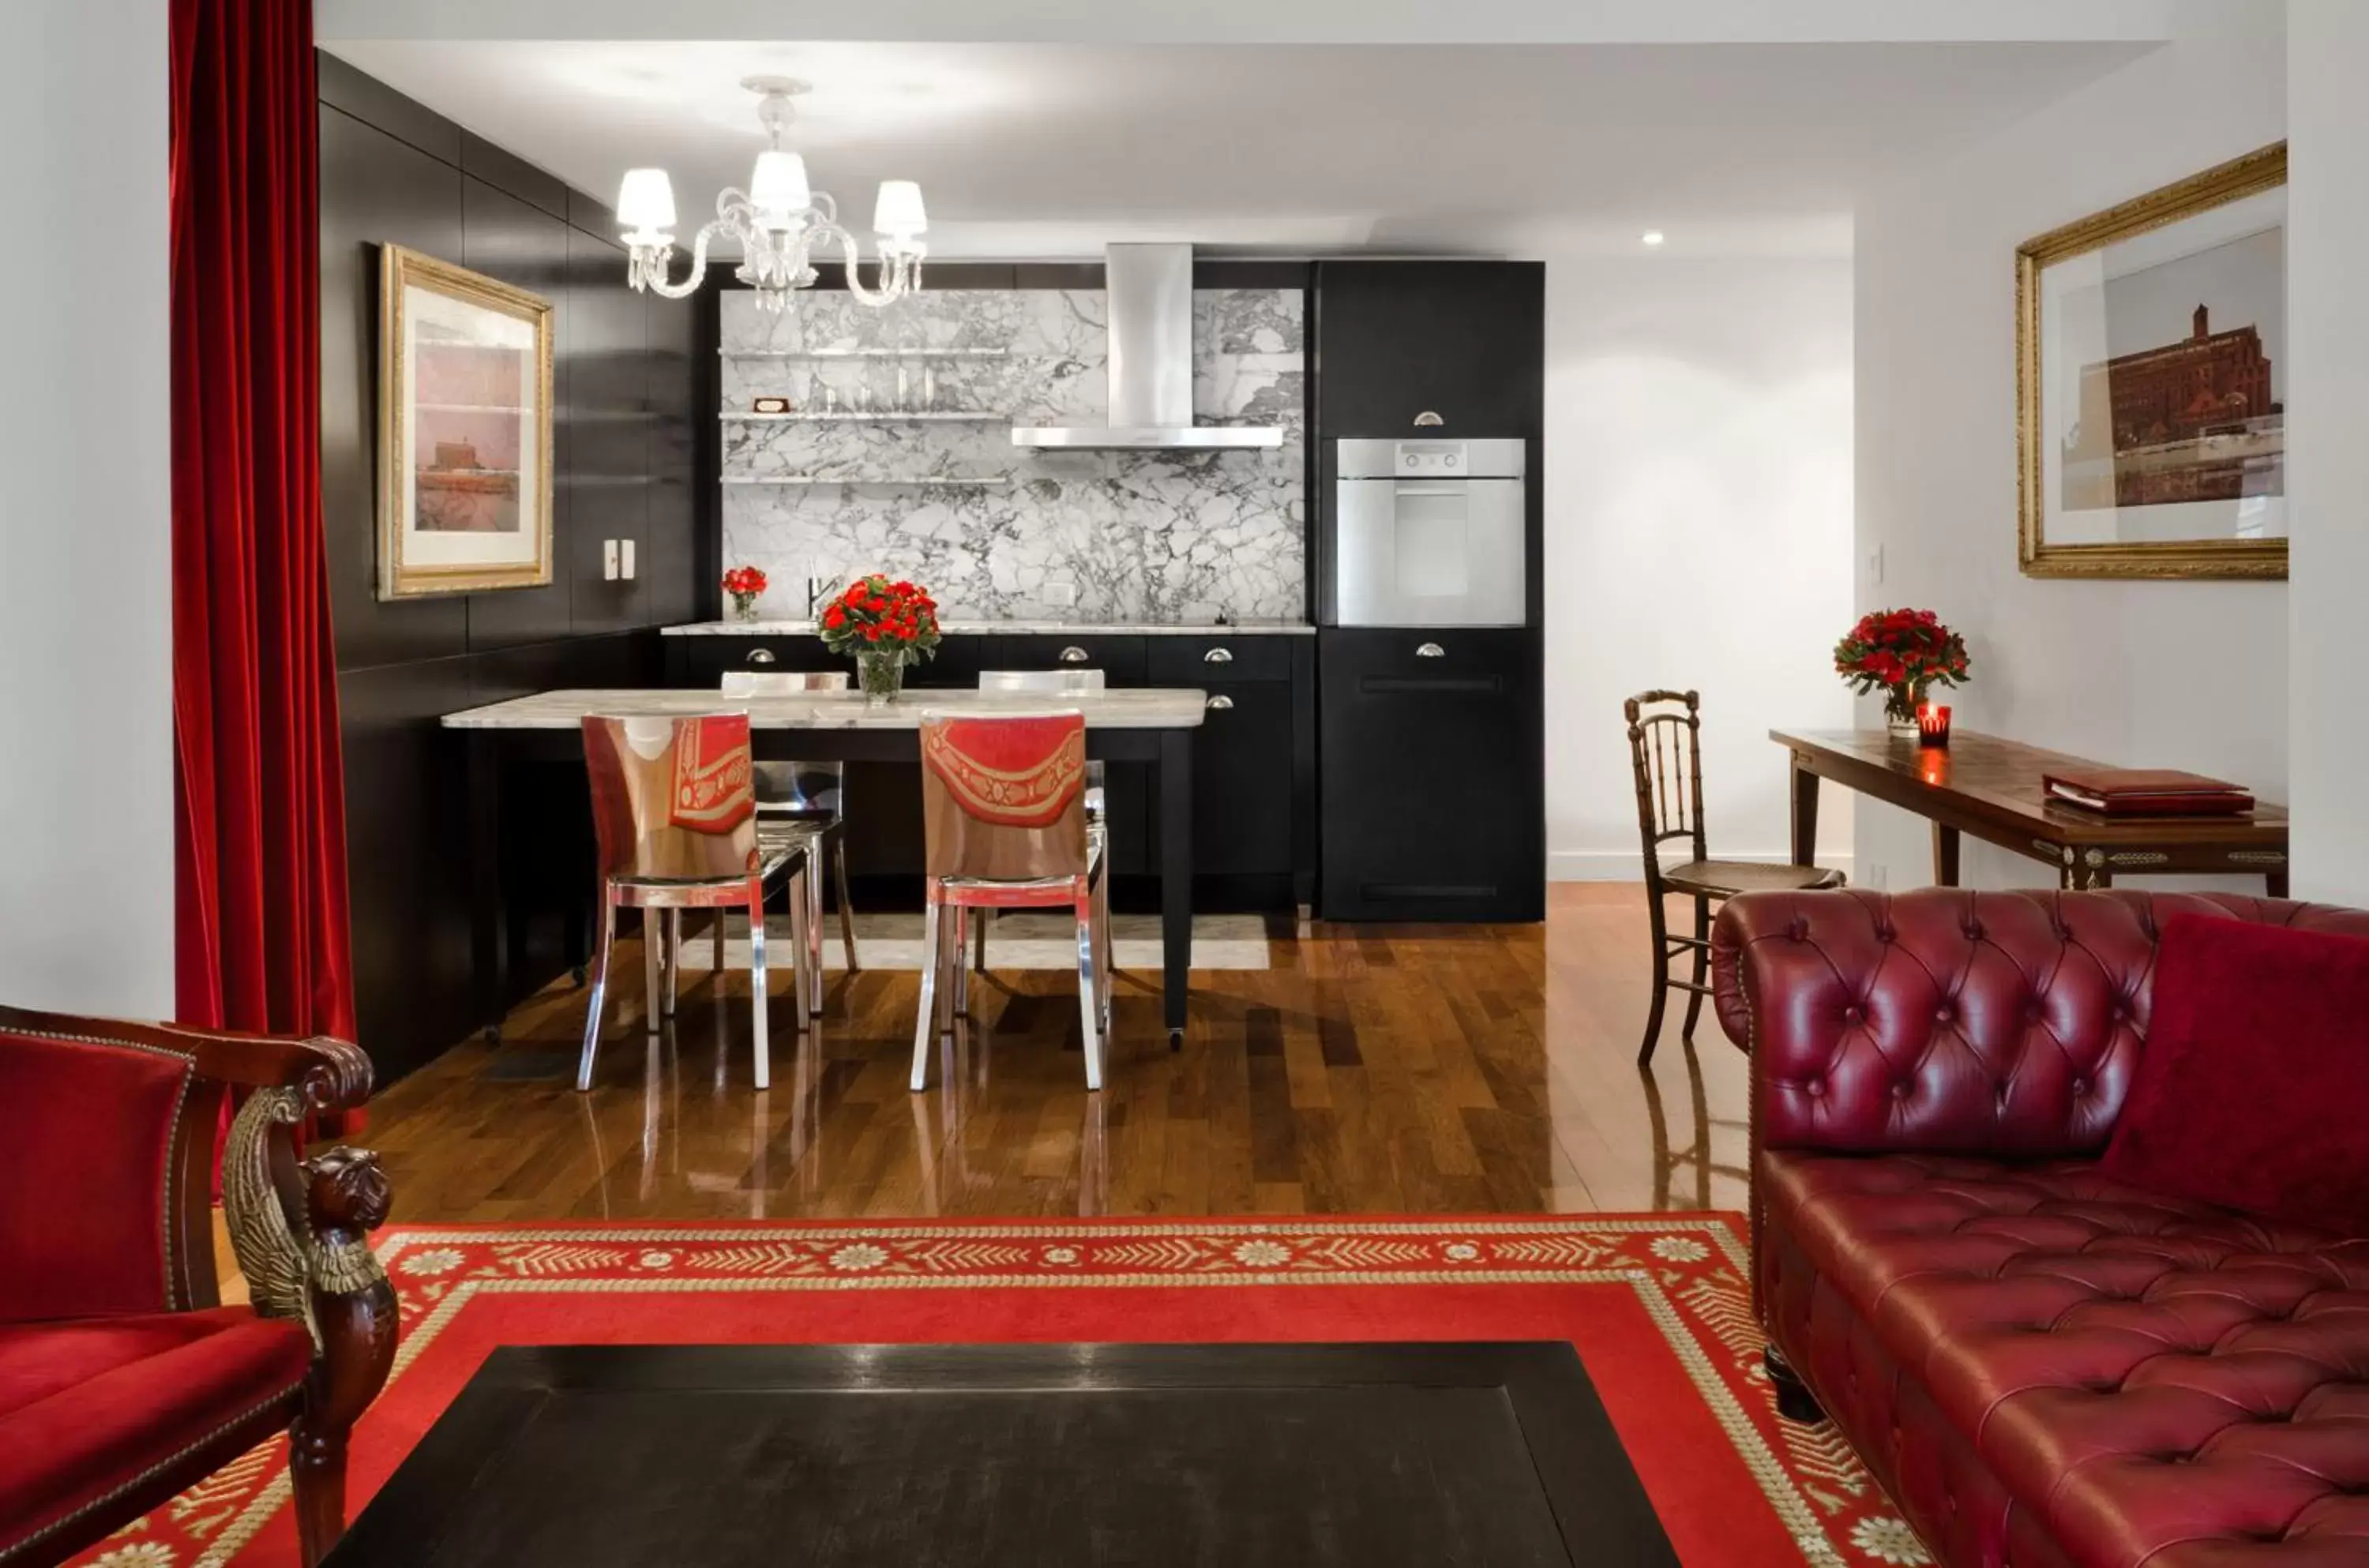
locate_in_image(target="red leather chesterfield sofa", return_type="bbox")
[0,1006,396,1568]
[1712,888,2369,1568]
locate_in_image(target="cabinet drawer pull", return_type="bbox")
[1415,642,1446,658]
[1058,646,1090,665]
[1206,695,1233,711]
[746,648,777,666]
[1413,411,1445,428]
[1202,647,1233,664]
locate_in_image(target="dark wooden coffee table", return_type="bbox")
[326,1343,1677,1566]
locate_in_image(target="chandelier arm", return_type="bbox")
[636,220,731,300]
[823,221,909,308]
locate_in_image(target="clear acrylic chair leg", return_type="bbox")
[576,892,617,1093]
[911,882,944,1091]
[747,881,771,1091]
[1076,885,1104,1092]
[833,836,859,972]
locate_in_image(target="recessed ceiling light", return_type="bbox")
[1641,231,1666,247]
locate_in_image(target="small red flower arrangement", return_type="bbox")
[820,573,941,700]
[1834,607,1969,727]
[722,565,768,621]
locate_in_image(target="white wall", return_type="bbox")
[2287,0,2369,906]
[1545,256,1857,880]
[0,1,175,1015]
[1853,0,2286,893]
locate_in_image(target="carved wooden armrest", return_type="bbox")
[223,1082,398,1566]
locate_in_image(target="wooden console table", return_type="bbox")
[1773,729,2289,894]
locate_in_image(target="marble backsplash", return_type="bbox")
[718,286,1304,623]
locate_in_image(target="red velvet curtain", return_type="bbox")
[170,0,358,1060]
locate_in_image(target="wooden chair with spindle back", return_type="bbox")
[910,709,1113,1092]
[1624,689,1845,1064]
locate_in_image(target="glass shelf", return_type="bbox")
[719,347,1010,359]
[721,411,1008,424]
[720,475,1012,487]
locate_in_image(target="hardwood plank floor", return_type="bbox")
[356,883,1751,1222]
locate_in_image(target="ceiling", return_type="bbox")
[322,39,2153,259]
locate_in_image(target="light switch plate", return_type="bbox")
[621,538,636,580]
[1866,543,1886,585]
[602,539,620,581]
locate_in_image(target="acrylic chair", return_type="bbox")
[910,709,1113,1092]
[578,713,810,1093]
[972,668,1107,971]
[1624,689,1845,1065]
[724,667,861,1011]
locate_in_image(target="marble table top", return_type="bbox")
[662,618,1315,637]
[441,688,1211,731]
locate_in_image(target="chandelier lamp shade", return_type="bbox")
[617,76,925,314]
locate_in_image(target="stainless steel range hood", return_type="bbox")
[1010,243,1285,451]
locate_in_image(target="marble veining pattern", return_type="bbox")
[719,287,1304,624]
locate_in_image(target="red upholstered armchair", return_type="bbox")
[1713,889,2369,1568]
[0,1006,395,1568]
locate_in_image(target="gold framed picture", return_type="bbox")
[376,245,554,598]
[2017,143,2287,580]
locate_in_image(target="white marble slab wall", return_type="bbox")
[718,287,1304,622]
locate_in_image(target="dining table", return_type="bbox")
[1774,728,2290,894]
[441,687,1208,1045]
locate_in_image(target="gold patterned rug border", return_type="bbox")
[178,1217,1875,1568]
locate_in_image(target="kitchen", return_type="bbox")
[415,176,1549,1078]
[661,242,1544,926]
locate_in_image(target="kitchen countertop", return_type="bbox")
[441,687,1211,731]
[662,618,1316,637]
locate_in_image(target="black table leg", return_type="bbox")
[1789,753,1820,868]
[467,732,506,1043]
[1159,727,1193,1045]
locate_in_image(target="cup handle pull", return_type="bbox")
[1058,646,1090,664]
[1413,411,1445,428]
[1203,647,1233,664]
[1415,642,1446,658]
[1206,695,1233,711]
[747,648,778,666]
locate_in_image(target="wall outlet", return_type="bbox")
[1046,580,1077,608]
[620,538,636,580]
[602,539,620,582]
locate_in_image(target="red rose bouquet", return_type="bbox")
[1834,607,1969,727]
[722,564,768,621]
[819,573,941,702]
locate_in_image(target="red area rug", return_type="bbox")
[69,1217,1920,1568]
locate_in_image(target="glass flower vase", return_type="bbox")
[728,591,761,623]
[1884,685,1925,738]
[856,651,906,707]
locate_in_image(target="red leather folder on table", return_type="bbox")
[2042,767,2255,817]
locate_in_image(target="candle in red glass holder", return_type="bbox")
[1917,700,1952,747]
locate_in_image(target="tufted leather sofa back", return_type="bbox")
[1713,888,2369,1157]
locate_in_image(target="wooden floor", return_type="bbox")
[359,883,1751,1222]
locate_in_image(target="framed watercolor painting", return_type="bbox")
[376,244,554,598]
[2017,142,2287,580]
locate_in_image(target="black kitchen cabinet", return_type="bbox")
[1313,261,1545,439]
[1188,678,1295,877]
[1318,628,1542,922]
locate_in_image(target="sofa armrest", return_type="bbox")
[1710,887,2322,1157]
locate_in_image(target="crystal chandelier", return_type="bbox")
[614,76,926,316]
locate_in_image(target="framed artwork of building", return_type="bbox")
[376,245,555,598]
[2018,143,2288,580]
